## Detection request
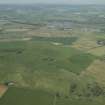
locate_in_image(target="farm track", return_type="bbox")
[87,45,105,51]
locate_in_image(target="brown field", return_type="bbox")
[87,46,105,56]
[80,60,105,86]
[5,28,30,32]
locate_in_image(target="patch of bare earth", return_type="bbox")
[0,85,8,98]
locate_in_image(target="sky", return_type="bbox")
[0,0,105,4]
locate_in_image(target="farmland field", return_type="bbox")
[1,87,105,105]
[0,87,53,105]
[0,4,105,105]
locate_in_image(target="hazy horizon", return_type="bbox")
[0,0,105,5]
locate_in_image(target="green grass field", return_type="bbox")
[0,87,53,105]
[0,41,95,74]
[0,87,105,105]
[0,40,97,97]
[31,36,78,45]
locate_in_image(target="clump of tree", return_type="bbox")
[85,82,105,97]
[69,82,77,94]
[56,92,61,98]
[69,81,105,98]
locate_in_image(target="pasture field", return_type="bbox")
[0,41,95,75]
[0,87,53,105]
[0,87,105,105]
[0,41,96,95]
[31,36,78,45]
[56,97,105,105]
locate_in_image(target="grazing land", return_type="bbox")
[0,87,53,105]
